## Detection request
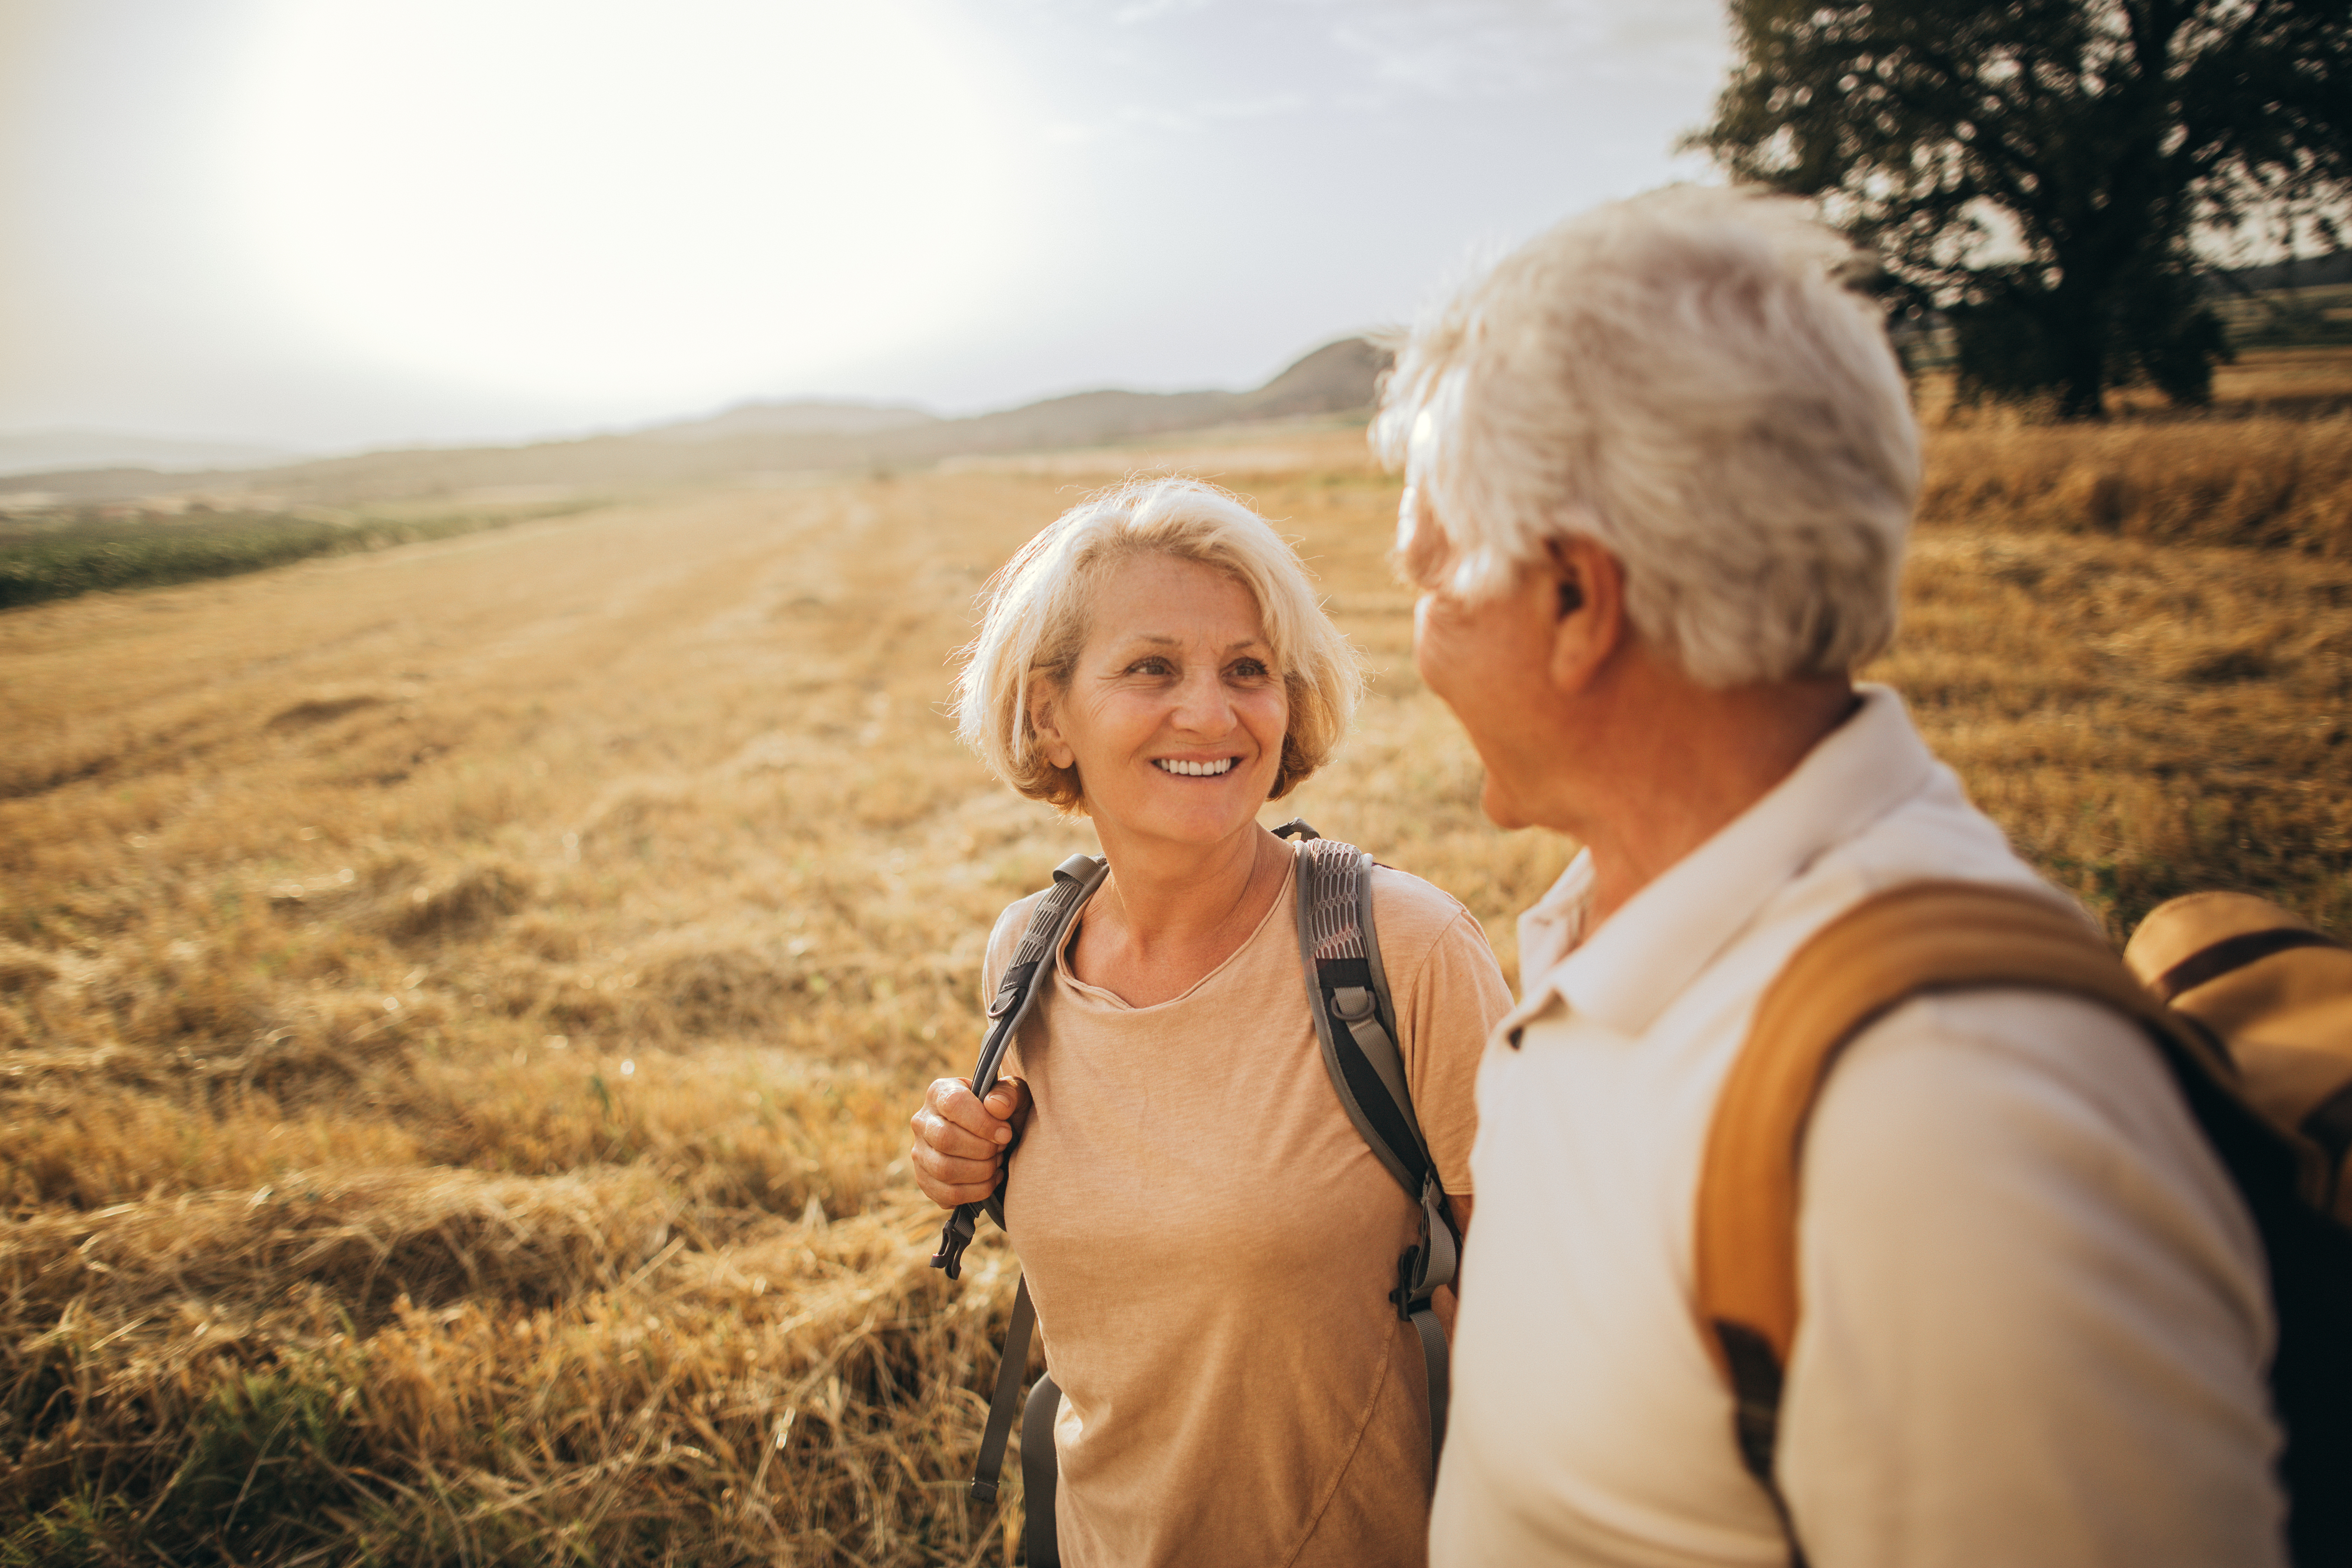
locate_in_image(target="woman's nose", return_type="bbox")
[1169,668,1233,732]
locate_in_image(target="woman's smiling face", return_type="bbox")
[1030,552,1289,853]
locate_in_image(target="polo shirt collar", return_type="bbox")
[1514,683,1940,1039]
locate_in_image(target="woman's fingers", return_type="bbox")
[981,1076,1033,1128]
[918,1076,1015,1152]
[907,1075,1028,1210]
[909,1146,1004,1207]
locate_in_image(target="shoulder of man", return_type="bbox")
[1785,983,2282,1563]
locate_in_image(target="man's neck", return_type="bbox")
[1568,670,1858,930]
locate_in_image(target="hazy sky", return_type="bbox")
[0,0,1730,453]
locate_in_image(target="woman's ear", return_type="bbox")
[1545,536,1627,694]
[1028,683,1075,770]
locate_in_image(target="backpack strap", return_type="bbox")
[931,852,1107,1281]
[1698,880,2352,1566]
[1277,818,1460,1472]
[943,853,1106,1507]
[1693,880,2178,1551]
[968,1274,1038,1504]
[960,826,1464,1513]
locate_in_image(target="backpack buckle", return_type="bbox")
[1390,1242,1432,1321]
[932,1208,976,1278]
[1388,1177,1459,1320]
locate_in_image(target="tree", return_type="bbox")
[1694,0,2352,416]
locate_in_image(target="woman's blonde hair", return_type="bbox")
[954,477,1362,812]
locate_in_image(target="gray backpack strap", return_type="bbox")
[1021,1374,1064,1565]
[943,854,1104,1518]
[968,1275,1038,1504]
[932,852,1107,1280]
[1275,818,1460,1473]
[965,1282,1066,1544]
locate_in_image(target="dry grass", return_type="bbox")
[2,388,2349,1564]
[1918,410,2352,555]
[1912,343,2352,425]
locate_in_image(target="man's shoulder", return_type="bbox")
[1774,768,2056,930]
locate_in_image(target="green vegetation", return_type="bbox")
[2214,282,2352,351]
[0,503,592,610]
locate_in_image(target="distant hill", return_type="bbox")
[0,430,299,479]
[0,337,1395,508]
[1233,337,1393,420]
[637,399,938,443]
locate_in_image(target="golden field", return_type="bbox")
[3,386,2350,1564]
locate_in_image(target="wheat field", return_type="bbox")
[3,399,2350,1564]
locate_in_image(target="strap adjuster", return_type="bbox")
[1389,1244,1429,1321]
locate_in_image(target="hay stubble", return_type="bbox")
[2,410,2348,1563]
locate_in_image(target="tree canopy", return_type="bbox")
[1694,0,2352,416]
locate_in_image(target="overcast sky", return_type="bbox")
[0,0,1731,453]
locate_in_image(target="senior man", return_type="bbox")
[1381,188,2285,1566]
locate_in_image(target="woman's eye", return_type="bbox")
[1231,660,1270,680]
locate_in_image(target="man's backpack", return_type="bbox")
[1694,882,2352,1565]
[928,821,1462,1563]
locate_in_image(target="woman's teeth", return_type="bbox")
[1156,758,1234,777]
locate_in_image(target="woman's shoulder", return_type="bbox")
[993,886,1053,930]
[981,886,1055,987]
[1365,862,1504,985]
[1366,861,1477,940]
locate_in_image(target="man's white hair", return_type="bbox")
[1373,186,1921,687]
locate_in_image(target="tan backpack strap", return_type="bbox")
[1692,880,2175,1549]
[1695,880,2159,1379]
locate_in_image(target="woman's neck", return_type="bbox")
[1071,823,1291,1008]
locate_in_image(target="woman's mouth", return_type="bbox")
[1154,757,1236,777]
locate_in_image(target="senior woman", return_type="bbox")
[909,477,1512,1566]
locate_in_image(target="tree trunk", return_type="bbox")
[2050,269,2111,419]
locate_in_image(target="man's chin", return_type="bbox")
[1478,780,1531,832]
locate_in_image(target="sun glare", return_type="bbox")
[215,0,1026,406]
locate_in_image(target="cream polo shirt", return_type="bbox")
[1429,685,2287,1568]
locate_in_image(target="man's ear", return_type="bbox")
[1028,682,1075,770]
[1546,536,1626,693]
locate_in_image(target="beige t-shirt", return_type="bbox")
[987,850,1512,1568]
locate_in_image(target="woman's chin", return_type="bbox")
[1094,786,1272,851]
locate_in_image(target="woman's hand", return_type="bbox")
[908,1075,1033,1210]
